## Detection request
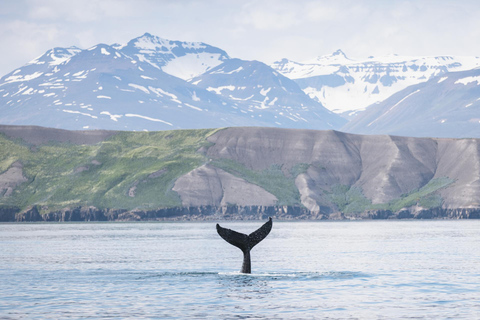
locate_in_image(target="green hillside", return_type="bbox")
[0,126,460,219]
[0,129,220,211]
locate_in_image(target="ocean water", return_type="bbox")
[1,220,480,319]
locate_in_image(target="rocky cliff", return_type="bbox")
[196,128,480,213]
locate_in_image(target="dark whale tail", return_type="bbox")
[216,217,272,273]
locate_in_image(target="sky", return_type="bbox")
[1,0,480,76]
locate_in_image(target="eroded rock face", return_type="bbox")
[204,127,480,211]
[172,164,277,207]
[0,161,28,197]
[295,173,322,214]
[206,128,438,205]
[435,139,480,208]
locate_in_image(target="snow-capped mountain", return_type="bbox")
[4,33,480,136]
[118,33,230,80]
[0,33,345,131]
[0,43,241,131]
[190,58,345,128]
[342,68,480,138]
[271,50,480,117]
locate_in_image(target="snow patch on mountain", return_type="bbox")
[119,33,229,81]
[206,85,236,95]
[191,91,200,101]
[128,84,150,94]
[63,109,98,119]
[3,72,43,84]
[162,53,225,80]
[148,87,178,101]
[27,47,81,66]
[260,87,271,96]
[184,103,203,111]
[455,75,480,86]
[125,113,173,126]
[100,111,122,121]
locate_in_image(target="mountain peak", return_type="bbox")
[128,33,167,50]
[26,46,82,67]
[136,32,166,43]
[306,49,352,65]
[126,33,213,56]
[141,32,154,38]
[332,49,347,58]
[323,49,350,61]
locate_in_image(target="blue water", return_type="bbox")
[1,221,480,319]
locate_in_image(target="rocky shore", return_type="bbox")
[1,205,479,222]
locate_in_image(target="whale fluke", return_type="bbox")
[216,217,272,273]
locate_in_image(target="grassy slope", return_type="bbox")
[373,177,454,212]
[323,177,454,214]
[0,128,454,213]
[0,129,220,211]
[210,159,303,206]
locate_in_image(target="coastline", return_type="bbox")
[2,205,479,222]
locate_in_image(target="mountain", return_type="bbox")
[271,50,480,117]
[190,58,346,129]
[3,35,480,137]
[1,125,479,221]
[0,33,345,131]
[342,68,480,138]
[117,32,230,80]
[0,42,244,131]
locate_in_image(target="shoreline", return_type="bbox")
[2,205,479,222]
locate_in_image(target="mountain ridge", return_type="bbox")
[342,68,480,138]
[0,33,345,131]
[271,51,480,115]
[2,33,480,138]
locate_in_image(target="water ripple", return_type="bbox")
[1,221,480,319]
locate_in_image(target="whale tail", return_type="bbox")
[216,217,272,273]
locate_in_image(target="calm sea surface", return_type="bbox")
[1,220,480,319]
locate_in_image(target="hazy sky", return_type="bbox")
[1,0,479,75]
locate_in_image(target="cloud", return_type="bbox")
[1,0,480,76]
[26,0,142,22]
[0,19,62,70]
[236,0,301,30]
[304,2,346,22]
